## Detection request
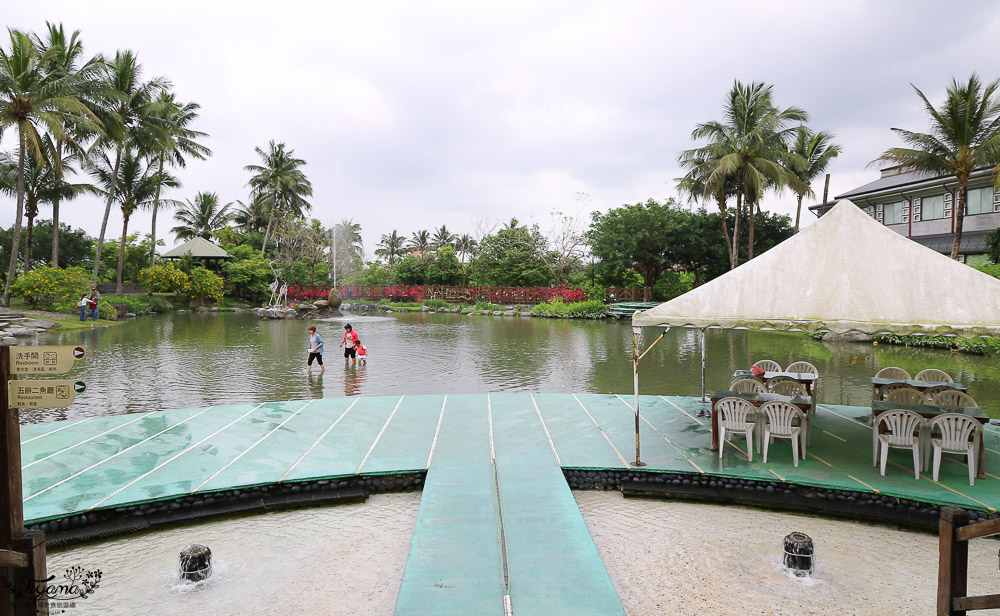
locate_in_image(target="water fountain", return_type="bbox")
[178,544,213,583]
[782,531,815,577]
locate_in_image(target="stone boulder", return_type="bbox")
[821,331,873,342]
[313,299,330,309]
[327,288,344,309]
[19,318,59,329]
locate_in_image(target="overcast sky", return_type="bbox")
[4,1,1000,259]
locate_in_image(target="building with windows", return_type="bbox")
[809,167,1000,264]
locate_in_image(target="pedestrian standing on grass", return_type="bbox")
[307,325,325,374]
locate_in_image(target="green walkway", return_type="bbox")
[394,394,624,615]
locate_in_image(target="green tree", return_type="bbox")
[684,81,807,266]
[431,225,455,249]
[0,220,92,274]
[147,91,211,265]
[376,230,406,265]
[245,140,313,252]
[677,144,738,267]
[91,50,169,282]
[332,218,364,283]
[232,198,268,234]
[0,144,94,271]
[787,127,841,231]
[469,226,552,287]
[34,23,104,268]
[424,246,462,285]
[0,28,100,304]
[875,74,1000,259]
[91,146,177,292]
[220,243,271,302]
[408,229,431,253]
[393,253,427,285]
[353,260,395,286]
[170,192,234,240]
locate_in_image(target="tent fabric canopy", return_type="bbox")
[162,237,232,259]
[632,200,1000,338]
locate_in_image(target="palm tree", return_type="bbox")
[677,143,738,267]
[787,127,842,231]
[91,146,177,293]
[244,140,313,253]
[91,50,169,281]
[147,91,210,265]
[376,230,405,265]
[455,233,478,285]
[34,23,104,267]
[170,192,234,241]
[431,225,455,249]
[408,229,431,252]
[0,28,100,304]
[876,74,1000,259]
[232,198,268,234]
[0,143,94,270]
[687,81,807,264]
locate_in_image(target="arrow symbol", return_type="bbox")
[74,381,86,394]
[73,346,86,359]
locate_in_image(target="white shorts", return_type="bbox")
[358,355,368,361]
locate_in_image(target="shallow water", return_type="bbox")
[21,310,1000,423]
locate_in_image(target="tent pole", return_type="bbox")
[700,327,707,404]
[632,327,645,466]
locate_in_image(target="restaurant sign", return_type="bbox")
[7,380,87,409]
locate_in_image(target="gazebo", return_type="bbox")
[625,199,1000,464]
[161,237,232,269]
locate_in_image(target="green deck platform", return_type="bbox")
[18,394,1000,614]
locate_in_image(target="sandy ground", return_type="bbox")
[576,491,1000,616]
[46,493,421,616]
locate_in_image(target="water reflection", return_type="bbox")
[21,311,1000,423]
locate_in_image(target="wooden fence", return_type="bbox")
[300,285,650,305]
[937,507,1000,614]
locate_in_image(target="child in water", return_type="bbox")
[356,338,368,365]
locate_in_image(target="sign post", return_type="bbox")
[0,345,87,616]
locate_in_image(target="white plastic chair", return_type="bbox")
[753,359,782,373]
[914,368,953,383]
[884,387,928,405]
[875,366,911,380]
[760,401,806,467]
[785,361,818,376]
[728,375,763,389]
[873,410,924,479]
[730,378,765,394]
[928,413,979,486]
[930,390,978,408]
[767,379,807,397]
[716,397,758,462]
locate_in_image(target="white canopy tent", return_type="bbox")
[624,199,1000,464]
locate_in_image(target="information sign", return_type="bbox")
[10,346,86,375]
[7,380,87,409]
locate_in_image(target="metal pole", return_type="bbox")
[632,327,645,467]
[332,223,337,288]
[700,328,707,403]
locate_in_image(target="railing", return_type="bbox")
[287,284,651,305]
[937,507,1000,614]
[605,287,652,302]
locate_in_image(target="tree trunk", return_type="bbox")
[93,145,123,282]
[149,155,165,268]
[117,213,130,295]
[731,171,744,270]
[261,189,279,253]
[2,134,27,306]
[951,177,967,260]
[23,198,37,272]
[715,193,734,267]
[794,193,803,232]
[748,199,757,261]
[51,197,60,267]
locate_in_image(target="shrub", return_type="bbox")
[652,271,694,301]
[121,296,150,314]
[184,267,225,305]
[148,296,172,312]
[475,300,502,312]
[10,265,90,310]
[874,333,1000,357]
[139,264,189,295]
[566,299,607,318]
[423,299,450,310]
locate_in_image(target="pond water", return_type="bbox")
[24,310,1000,424]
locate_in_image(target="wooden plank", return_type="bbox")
[939,507,969,616]
[0,550,28,568]
[953,594,1000,612]
[956,517,1000,542]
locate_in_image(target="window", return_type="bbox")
[965,186,994,215]
[922,194,945,219]
[882,201,904,225]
